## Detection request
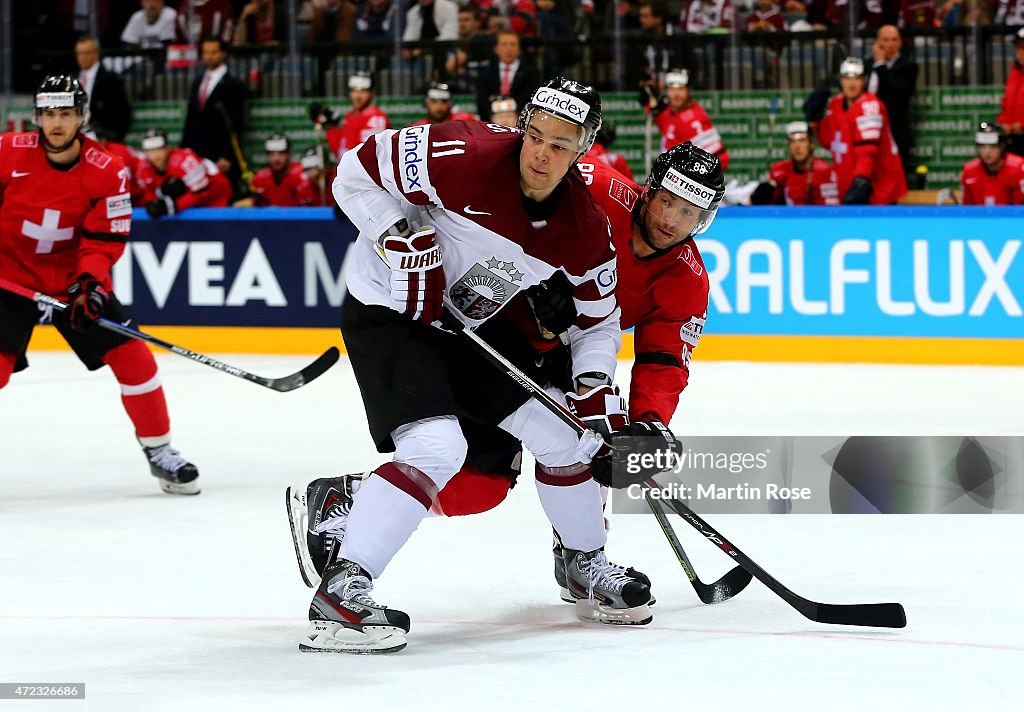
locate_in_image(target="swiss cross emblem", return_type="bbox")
[830,131,849,164]
[22,209,74,254]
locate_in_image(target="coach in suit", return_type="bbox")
[75,35,132,142]
[475,30,540,122]
[868,25,919,177]
[181,36,247,187]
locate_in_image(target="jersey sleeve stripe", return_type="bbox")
[81,230,129,243]
[635,351,683,369]
[356,134,384,189]
[575,293,617,319]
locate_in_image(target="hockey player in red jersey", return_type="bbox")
[642,69,730,169]
[0,76,199,495]
[489,96,520,129]
[585,123,633,180]
[136,128,232,218]
[299,147,329,206]
[751,121,840,205]
[286,78,685,654]
[251,133,318,207]
[960,122,1024,206]
[287,140,724,641]
[313,72,391,162]
[815,57,907,205]
[410,81,478,126]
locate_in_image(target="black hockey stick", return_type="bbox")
[0,277,339,393]
[455,319,906,627]
[450,318,750,605]
[644,494,752,604]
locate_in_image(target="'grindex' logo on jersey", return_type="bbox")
[399,250,441,270]
[400,125,428,192]
[662,167,714,209]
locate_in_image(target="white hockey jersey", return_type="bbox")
[334,120,621,380]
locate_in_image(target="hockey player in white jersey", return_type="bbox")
[298,78,669,654]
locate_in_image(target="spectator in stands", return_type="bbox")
[306,0,358,43]
[478,0,539,36]
[413,82,477,125]
[181,36,248,187]
[137,128,233,218]
[235,0,290,45]
[252,134,319,207]
[898,0,937,29]
[641,68,730,169]
[585,124,634,180]
[805,0,848,29]
[300,147,329,205]
[488,96,520,128]
[814,57,907,205]
[353,0,398,41]
[444,7,494,94]
[403,0,459,43]
[121,0,177,49]
[998,28,1024,157]
[475,30,540,121]
[960,121,1024,205]
[750,121,840,205]
[75,35,132,143]
[631,1,686,89]
[996,0,1024,24]
[175,0,235,45]
[868,25,918,178]
[313,72,391,160]
[746,0,787,31]
[939,0,993,27]
[535,0,576,75]
[680,0,734,33]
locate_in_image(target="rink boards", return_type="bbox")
[27,206,1024,365]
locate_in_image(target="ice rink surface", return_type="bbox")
[2,352,1023,711]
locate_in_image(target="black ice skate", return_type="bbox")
[562,546,653,626]
[552,530,655,606]
[142,443,200,495]
[300,559,410,654]
[285,474,364,588]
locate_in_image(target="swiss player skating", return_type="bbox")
[0,76,200,495]
[292,78,683,654]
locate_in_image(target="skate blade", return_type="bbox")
[561,586,657,607]
[299,620,407,654]
[159,479,200,495]
[285,485,321,589]
[574,599,653,626]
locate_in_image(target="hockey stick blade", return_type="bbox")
[651,483,907,629]
[646,493,752,604]
[0,277,340,393]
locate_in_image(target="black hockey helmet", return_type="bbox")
[975,121,1004,147]
[34,74,88,123]
[517,76,602,154]
[596,123,616,147]
[642,141,725,237]
[141,127,169,151]
[264,132,290,153]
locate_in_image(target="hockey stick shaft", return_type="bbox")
[0,277,339,392]
[459,323,904,626]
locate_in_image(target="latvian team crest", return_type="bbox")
[449,256,525,320]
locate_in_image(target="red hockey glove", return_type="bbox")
[377,223,445,324]
[565,384,629,440]
[66,273,109,332]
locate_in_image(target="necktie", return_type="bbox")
[199,73,213,110]
[500,64,512,96]
[79,71,89,96]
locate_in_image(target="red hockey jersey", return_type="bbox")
[410,111,478,127]
[586,144,634,181]
[136,147,232,210]
[325,104,390,158]
[0,132,132,294]
[252,161,318,207]
[768,157,840,206]
[817,91,907,204]
[653,100,730,170]
[960,154,1024,206]
[577,158,710,424]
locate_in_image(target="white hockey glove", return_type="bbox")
[375,220,445,324]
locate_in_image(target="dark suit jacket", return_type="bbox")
[181,69,247,183]
[88,66,132,142]
[870,54,919,170]
[475,58,541,121]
